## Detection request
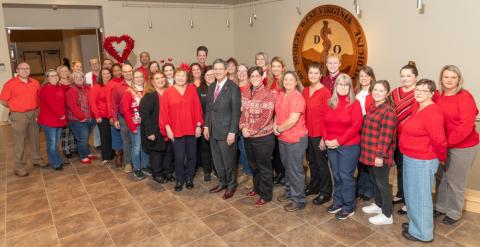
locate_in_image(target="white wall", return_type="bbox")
[233,0,480,109]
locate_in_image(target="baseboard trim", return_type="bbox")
[465,189,480,213]
[0,121,9,126]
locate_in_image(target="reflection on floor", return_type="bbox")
[0,125,479,247]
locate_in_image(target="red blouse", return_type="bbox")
[434,90,479,148]
[399,104,447,163]
[323,95,363,146]
[89,84,110,119]
[38,84,66,127]
[302,86,331,137]
[275,90,308,143]
[159,84,204,137]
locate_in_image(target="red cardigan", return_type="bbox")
[120,88,143,132]
[302,86,331,137]
[89,84,110,119]
[38,84,66,127]
[323,95,363,145]
[159,84,204,137]
[434,90,479,148]
[399,104,447,163]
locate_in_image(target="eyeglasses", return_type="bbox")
[337,83,350,88]
[414,89,432,94]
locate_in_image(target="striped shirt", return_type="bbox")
[391,87,416,134]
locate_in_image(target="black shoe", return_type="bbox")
[335,210,355,220]
[142,167,153,176]
[134,169,146,180]
[442,216,458,225]
[402,223,409,231]
[273,175,285,186]
[167,175,176,182]
[186,178,194,189]
[53,165,64,171]
[433,209,444,218]
[397,208,407,215]
[312,194,331,205]
[402,230,433,243]
[304,188,316,196]
[175,180,184,192]
[64,153,73,159]
[204,173,211,182]
[152,175,166,184]
[360,195,371,201]
[327,205,342,214]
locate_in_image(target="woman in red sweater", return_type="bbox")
[240,66,276,206]
[121,70,148,180]
[160,68,203,192]
[302,62,332,206]
[360,80,397,225]
[434,65,479,225]
[38,69,66,170]
[66,71,95,164]
[400,79,447,243]
[391,61,418,213]
[90,68,113,164]
[321,73,363,220]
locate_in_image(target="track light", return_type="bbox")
[417,0,425,13]
[190,18,194,28]
[226,18,230,28]
[353,0,361,17]
[296,0,302,15]
[249,16,253,26]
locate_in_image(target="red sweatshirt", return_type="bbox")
[65,85,92,121]
[323,95,363,145]
[159,84,204,137]
[302,86,331,137]
[89,84,110,119]
[120,88,143,132]
[434,90,479,148]
[109,79,130,122]
[38,83,66,127]
[105,77,124,119]
[399,104,447,163]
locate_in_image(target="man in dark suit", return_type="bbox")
[204,58,241,200]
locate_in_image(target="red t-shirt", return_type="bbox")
[159,84,204,137]
[275,90,308,143]
[0,77,40,112]
[399,104,447,162]
[323,95,363,146]
[302,86,331,137]
[434,90,479,148]
[89,84,110,119]
[37,84,66,127]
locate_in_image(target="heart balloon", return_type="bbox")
[103,35,135,63]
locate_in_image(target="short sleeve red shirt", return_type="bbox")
[275,90,308,143]
[0,77,40,112]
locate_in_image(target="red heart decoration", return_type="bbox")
[103,35,135,63]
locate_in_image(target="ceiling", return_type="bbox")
[109,0,259,5]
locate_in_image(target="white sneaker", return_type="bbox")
[362,203,382,214]
[368,213,393,225]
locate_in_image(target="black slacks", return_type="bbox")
[197,135,213,174]
[149,141,173,178]
[369,165,393,217]
[306,137,332,196]
[272,137,285,177]
[172,136,197,181]
[98,118,113,160]
[244,134,275,201]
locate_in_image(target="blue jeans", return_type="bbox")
[328,144,360,213]
[357,163,374,198]
[111,126,123,150]
[40,125,62,168]
[68,120,95,159]
[93,125,101,147]
[403,155,438,242]
[129,126,149,171]
[238,135,252,175]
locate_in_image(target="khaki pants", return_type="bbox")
[9,110,43,173]
[435,145,480,220]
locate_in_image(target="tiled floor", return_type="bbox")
[1,125,480,247]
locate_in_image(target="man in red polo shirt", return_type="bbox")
[0,62,46,176]
[136,51,150,81]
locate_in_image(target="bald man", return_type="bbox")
[0,63,46,176]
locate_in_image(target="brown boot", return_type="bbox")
[115,151,123,168]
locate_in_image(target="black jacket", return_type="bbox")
[139,92,166,152]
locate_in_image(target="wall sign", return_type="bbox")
[292,4,367,84]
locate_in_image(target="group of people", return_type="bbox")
[0,45,478,244]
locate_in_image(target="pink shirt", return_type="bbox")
[275,90,308,143]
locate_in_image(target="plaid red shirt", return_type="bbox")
[359,102,397,166]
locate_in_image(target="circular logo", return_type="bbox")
[292,5,368,85]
